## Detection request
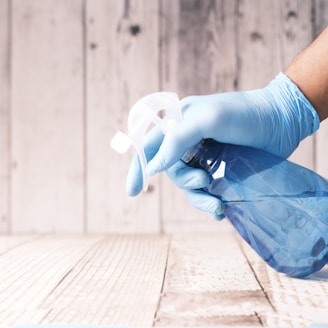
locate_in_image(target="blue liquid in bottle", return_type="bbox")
[182,139,328,277]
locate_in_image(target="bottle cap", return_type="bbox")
[110,92,182,191]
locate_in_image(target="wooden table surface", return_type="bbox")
[1,221,328,328]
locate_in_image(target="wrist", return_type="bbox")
[263,73,320,157]
[284,27,328,122]
[275,73,320,135]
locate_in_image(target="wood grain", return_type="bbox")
[0,235,102,326]
[40,235,169,326]
[0,0,10,233]
[175,0,238,96]
[155,224,273,326]
[0,234,327,327]
[0,235,169,326]
[86,0,162,233]
[10,0,85,232]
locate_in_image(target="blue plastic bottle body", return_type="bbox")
[182,139,328,277]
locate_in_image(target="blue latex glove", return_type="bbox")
[126,73,320,219]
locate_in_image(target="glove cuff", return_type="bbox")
[274,72,320,136]
[265,72,320,157]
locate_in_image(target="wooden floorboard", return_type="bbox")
[0,235,103,326]
[154,230,272,327]
[240,237,328,328]
[39,235,169,326]
[0,230,328,327]
[0,234,40,254]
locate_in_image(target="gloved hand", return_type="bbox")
[126,73,320,219]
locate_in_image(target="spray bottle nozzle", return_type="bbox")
[110,92,182,192]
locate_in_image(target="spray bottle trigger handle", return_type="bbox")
[110,131,149,192]
[111,92,182,193]
[110,131,132,154]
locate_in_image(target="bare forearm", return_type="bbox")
[285,27,328,122]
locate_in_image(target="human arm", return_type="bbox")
[126,28,327,219]
[285,27,328,121]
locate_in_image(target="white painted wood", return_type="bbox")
[0,235,168,326]
[0,0,10,233]
[41,235,169,325]
[0,234,327,326]
[237,0,281,88]
[238,0,312,91]
[155,225,271,326]
[86,0,161,233]
[163,0,238,96]
[0,235,102,326]
[10,0,85,232]
[0,234,38,254]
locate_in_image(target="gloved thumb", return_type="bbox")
[146,120,203,176]
[125,127,164,196]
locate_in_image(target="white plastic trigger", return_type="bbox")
[110,92,182,192]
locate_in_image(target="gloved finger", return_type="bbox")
[180,95,198,114]
[166,160,211,190]
[125,127,164,196]
[146,95,229,175]
[184,189,225,220]
[146,110,204,175]
[125,153,143,196]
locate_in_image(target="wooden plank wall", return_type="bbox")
[0,0,327,234]
[0,0,10,233]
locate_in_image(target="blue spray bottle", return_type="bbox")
[182,138,328,278]
[111,92,328,278]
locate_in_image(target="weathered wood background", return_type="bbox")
[0,0,327,234]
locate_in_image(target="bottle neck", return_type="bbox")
[181,139,224,173]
